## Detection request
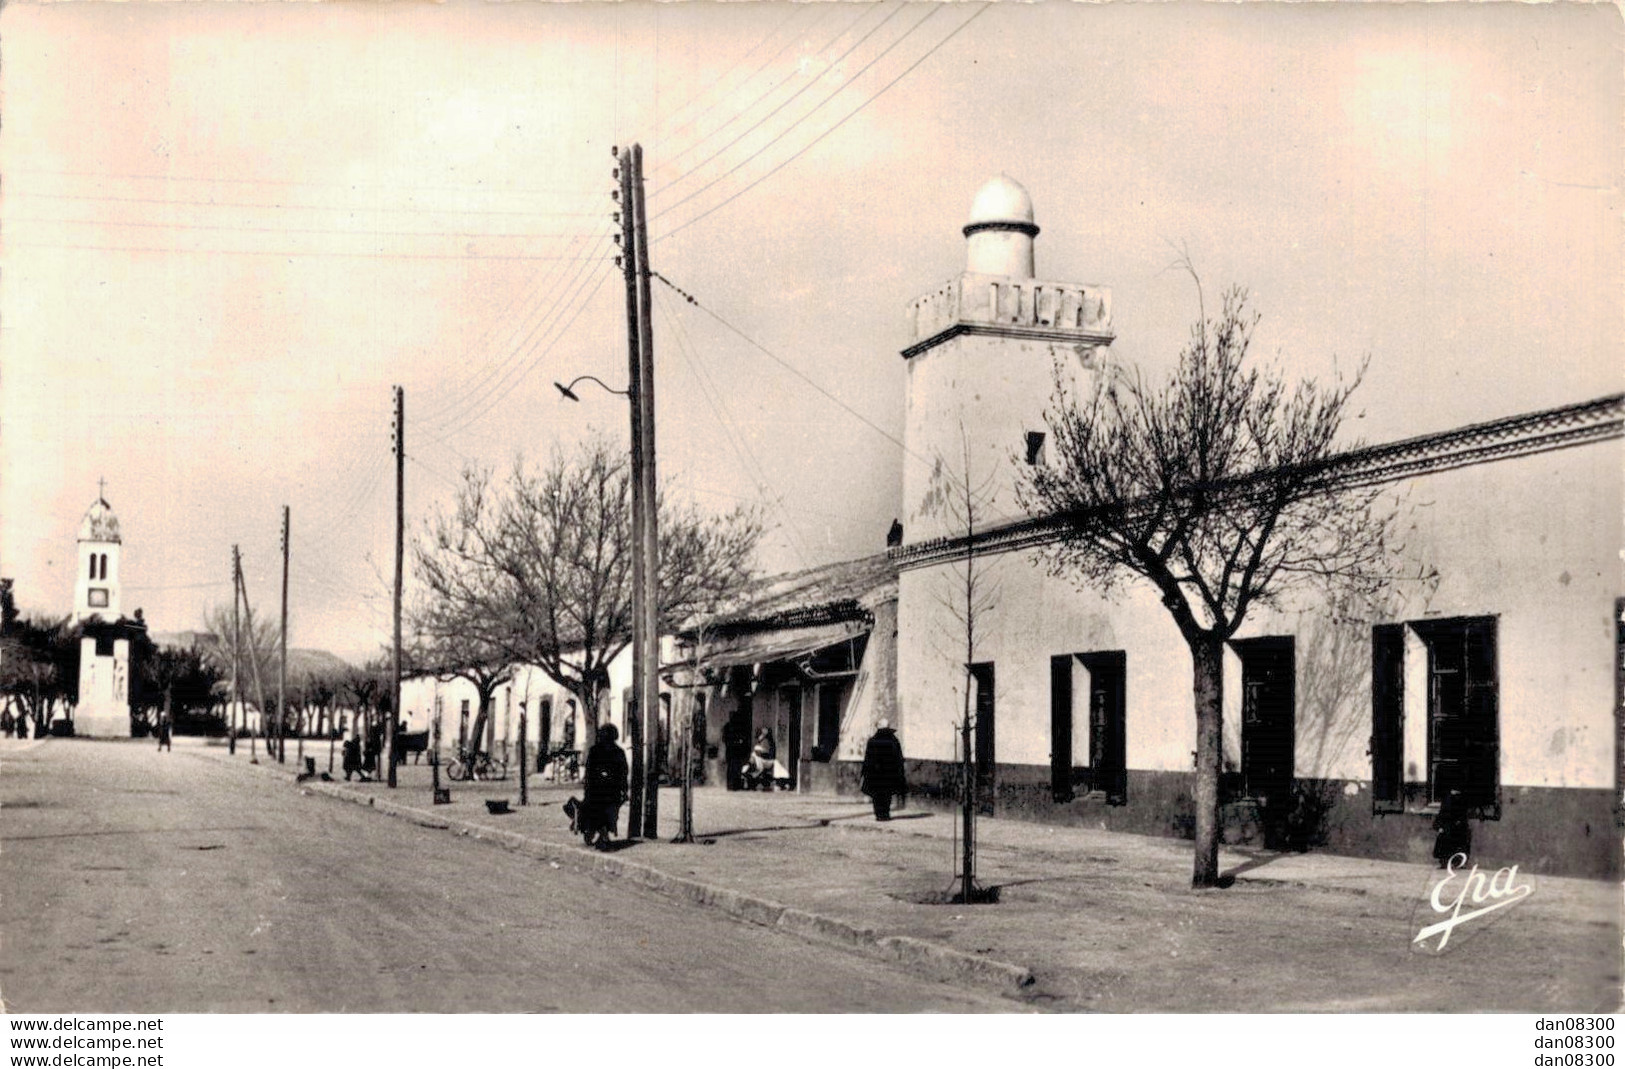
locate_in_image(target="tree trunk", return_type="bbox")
[1190,633,1225,888]
[465,689,492,761]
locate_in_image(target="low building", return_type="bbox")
[887,176,1622,878]
[675,553,898,793]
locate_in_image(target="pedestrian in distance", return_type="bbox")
[342,734,364,781]
[156,716,172,752]
[580,723,629,849]
[363,723,381,777]
[860,719,907,821]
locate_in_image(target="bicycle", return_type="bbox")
[446,750,509,782]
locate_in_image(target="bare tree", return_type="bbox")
[401,618,511,774]
[201,603,279,740]
[414,435,760,742]
[922,424,1002,904]
[1020,270,1409,887]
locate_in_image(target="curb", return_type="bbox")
[192,748,1037,997]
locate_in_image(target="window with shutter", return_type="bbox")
[1371,624,1405,813]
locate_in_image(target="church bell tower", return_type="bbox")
[73,485,133,737]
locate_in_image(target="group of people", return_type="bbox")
[341,723,386,782]
[569,716,907,851]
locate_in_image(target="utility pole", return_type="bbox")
[518,710,528,807]
[631,143,661,840]
[279,505,292,767]
[229,546,240,756]
[236,554,273,766]
[431,691,443,801]
[616,145,646,839]
[389,385,404,789]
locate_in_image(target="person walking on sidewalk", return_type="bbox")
[342,733,364,781]
[581,723,629,849]
[861,720,906,821]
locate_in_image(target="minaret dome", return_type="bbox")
[963,174,1038,279]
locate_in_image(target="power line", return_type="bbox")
[654,284,811,569]
[654,271,920,463]
[651,4,904,207]
[647,3,816,165]
[418,256,619,446]
[417,223,615,428]
[416,227,616,434]
[5,188,606,219]
[416,220,615,426]
[7,239,615,263]
[10,214,602,243]
[654,3,990,243]
[416,229,611,419]
[650,3,871,183]
[8,166,606,199]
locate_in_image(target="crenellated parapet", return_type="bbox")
[903,273,1115,359]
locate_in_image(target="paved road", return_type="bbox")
[0,738,1012,1012]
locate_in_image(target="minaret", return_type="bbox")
[899,175,1116,544]
[73,485,133,737]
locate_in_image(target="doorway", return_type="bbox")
[1237,637,1295,821]
[970,663,995,815]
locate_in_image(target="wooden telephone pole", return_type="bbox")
[616,143,662,839]
[632,144,662,840]
[389,385,404,789]
[278,505,291,766]
[234,552,272,765]
[229,546,240,756]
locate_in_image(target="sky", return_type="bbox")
[1,1,1619,663]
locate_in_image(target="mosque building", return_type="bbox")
[675,176,1621,879]
[882,176,1622,877]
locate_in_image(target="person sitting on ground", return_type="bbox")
[747,728,776,790]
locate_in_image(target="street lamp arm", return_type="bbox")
[554,376,630,402]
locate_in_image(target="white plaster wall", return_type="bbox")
[902,333,1103,544]
[896,436,1622,791]
[73,635,130,737]
[897,555,1198,770]
[73,541,121,623]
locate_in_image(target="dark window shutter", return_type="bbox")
[1371,624,1405,813]
[1050,655,1073,802]
[1462,619,1500,819]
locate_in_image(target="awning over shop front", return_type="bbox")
[685,619,870,672]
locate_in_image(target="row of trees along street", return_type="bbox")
[409,434,762,759]
[5,269,1416,894]
[0,574,395,747]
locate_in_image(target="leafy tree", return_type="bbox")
[415,434,760,740]
[137,643,226,735]
[0,614,77,733]
[1020,273,1408,888]
[403,618,511,764]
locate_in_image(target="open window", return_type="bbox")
[1050,651,1126,804]
[1370,616,1499,819]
